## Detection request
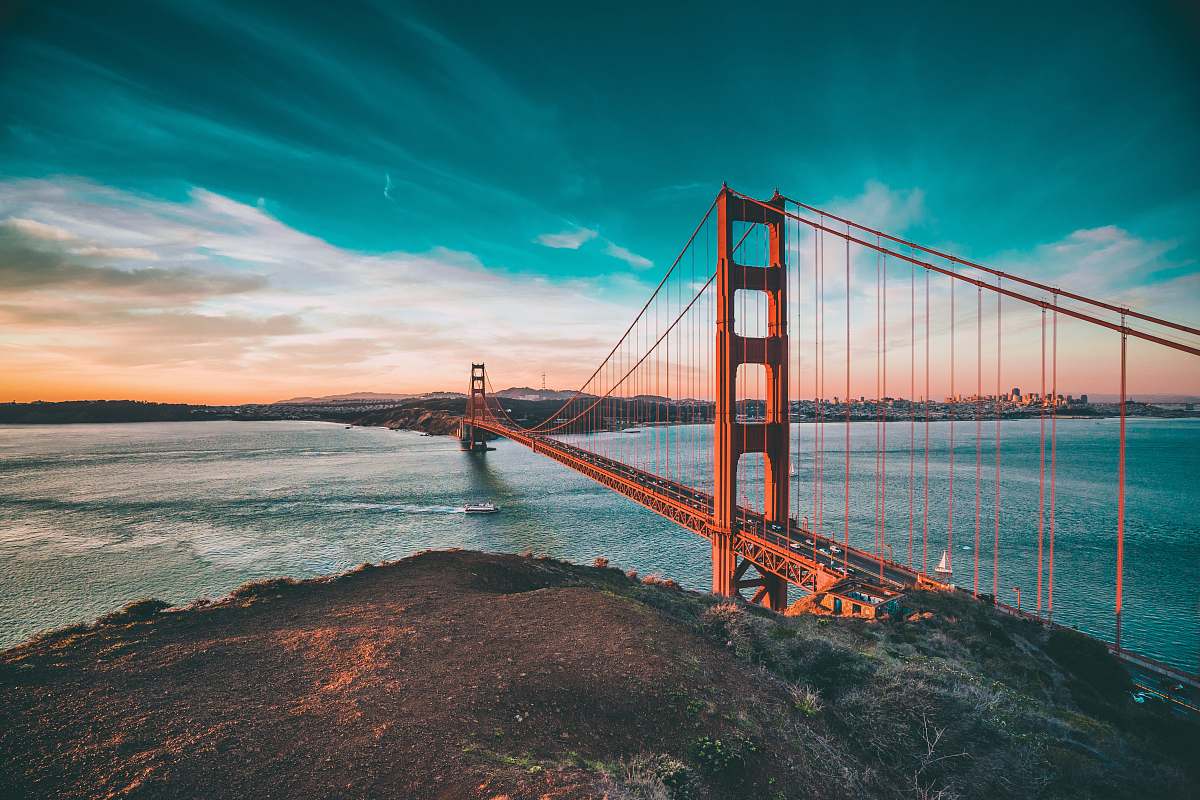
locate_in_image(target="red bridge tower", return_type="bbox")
[460,362,488,452]
[711,188,790,611]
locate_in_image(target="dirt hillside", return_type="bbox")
[1,550,1195,799]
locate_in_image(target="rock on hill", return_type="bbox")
[349,407,463,435]
[1,550,1195,800]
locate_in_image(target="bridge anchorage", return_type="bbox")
[462,183,1200,687]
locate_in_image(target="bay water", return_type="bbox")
[0,419,1196,671]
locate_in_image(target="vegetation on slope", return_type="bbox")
[1,550,1194,799]
[349,405,465,435]
[0,400,198,424]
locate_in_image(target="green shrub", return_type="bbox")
[790,684,823,717]
[607,753,695,800]
[688,735,754,782]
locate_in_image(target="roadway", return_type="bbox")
[547,435,919,588]
[476,419,923,591]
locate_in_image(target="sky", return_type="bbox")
[0,0,1197,403]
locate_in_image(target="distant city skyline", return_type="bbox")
[1,1,1198,403]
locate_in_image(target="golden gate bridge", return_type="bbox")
[459,186,1199,693]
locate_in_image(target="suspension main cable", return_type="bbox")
[515,195,720,433]
[532,271,719,435]
[727,190,1200,357]
[776,192,1200,338]
[515,202,761,439]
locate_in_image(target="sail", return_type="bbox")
[934,550,951,574]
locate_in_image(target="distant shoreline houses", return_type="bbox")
[2,391,1197,426]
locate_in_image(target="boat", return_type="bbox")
[934,549,952,576]
[463,501,499,514]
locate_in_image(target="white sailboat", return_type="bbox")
[934,549,952,577]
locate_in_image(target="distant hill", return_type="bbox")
[492,386,596,401]
[273,392,414,404]
[1085,393,1200,404]
[272,391,463,405]
[0,400,198,424]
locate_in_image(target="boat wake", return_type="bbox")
[324,501,464,514]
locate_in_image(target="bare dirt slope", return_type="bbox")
[1,550,1195,799]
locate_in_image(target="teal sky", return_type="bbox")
[1,1,1197,401]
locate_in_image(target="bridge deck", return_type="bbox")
[473,418,930,594]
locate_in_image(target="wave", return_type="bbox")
[320,501,465,514]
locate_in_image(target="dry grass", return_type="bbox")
[601,753,693,800]
[788,684,822,717]
[641,574,680,590]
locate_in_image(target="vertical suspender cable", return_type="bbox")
[881,250,888,581]
[881,250,886,559]
[948,277,956,572]
[1038,308,1046,614]
[909,259,916,568]
[878,247,888,561]
[1049,297,1058,619]
[974,286,982,597]
[923,271,930,574]
[819,221,826,532]
[1116,315,1127,651]
[994,282,1002,599]
[844,229,851,567]
[816,221,825,527]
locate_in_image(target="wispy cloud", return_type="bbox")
[69,245,158,260]
[0,178,637,402]
[536,226,597,250]
[536,223,654,270]
[828,180,926,233]
[604,241,653,269]
[7,217,75,241]
[996,224,1194,319]
[0,220,265,297]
